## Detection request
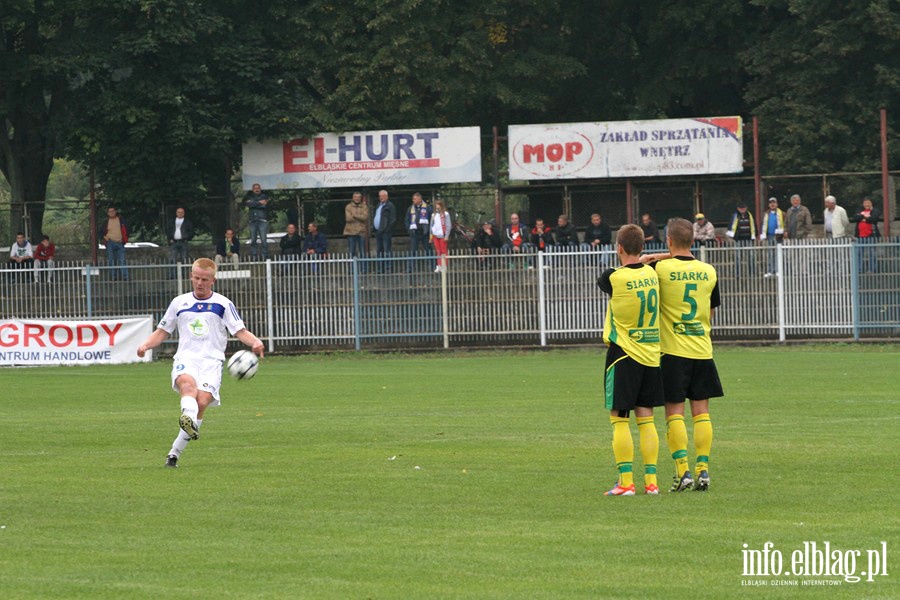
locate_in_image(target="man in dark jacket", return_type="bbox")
[166,207,194,266]
[373,189,396,272]
[554,215,579,249]
[280,223,303,257]
[584,213,612,248]
[530,219,554,251]
[472,221,502,269]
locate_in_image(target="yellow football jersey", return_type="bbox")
[654,256,720,359]
[600,263,661,367]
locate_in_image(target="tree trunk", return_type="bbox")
[1,139,53,242]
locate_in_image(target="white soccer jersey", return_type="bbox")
[158,291,245,361]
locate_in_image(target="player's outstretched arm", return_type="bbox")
[137,329,169,357]
[236,328,265,358]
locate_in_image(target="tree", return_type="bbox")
[0,0,82,240]
[743,0,900,172]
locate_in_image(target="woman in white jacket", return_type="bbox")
[430,199,452,272]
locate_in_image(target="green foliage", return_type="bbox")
[1,347,898,598]
[2,0,899,242]
[743,0,900,172]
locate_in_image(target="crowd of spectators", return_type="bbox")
[6,188,891,282]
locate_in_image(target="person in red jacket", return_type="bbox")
[33,235,56,283]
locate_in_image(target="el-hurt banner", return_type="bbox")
[243,126,482,189]
[508,117,743,180]
[0,317,153,366]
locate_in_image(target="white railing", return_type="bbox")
[2,239,898,351]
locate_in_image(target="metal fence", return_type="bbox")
[3,239,899,352]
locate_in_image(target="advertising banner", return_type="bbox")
[243,126,482,189]
[508,116,743,180]
[0,317,153,366]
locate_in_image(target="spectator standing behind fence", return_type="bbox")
[99,206,129,280]
[245,183,270,260]
[692,213,715,246]
[280,223,303,257]
[823,195,851,239]
[726,202,756,276]
[33,235,55,283]
[406,192,432,261]
[373,189,396,272]
[430,198,451,273]
[344,191,368,260]
[166,207,194,265]
[554,215,579,250]
[853,198,881,273]
[640,213,661,248]
[786,194,812,240]
[583,213,612,249]
[760,197,785,277]
[215,228,240,266]
[7,232,33,282]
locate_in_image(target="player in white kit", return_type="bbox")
[138,258,264,467]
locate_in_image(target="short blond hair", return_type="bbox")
[193,257,217,276]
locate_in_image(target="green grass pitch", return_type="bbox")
[1,346,898,599]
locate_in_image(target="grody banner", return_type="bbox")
[243,126,482,189]
[508,117,743,180]
[0,317,153,366]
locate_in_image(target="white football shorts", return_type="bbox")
[171,357,223,405]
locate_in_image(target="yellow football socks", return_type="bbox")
[610,416,634,487]
[693,413,713,475]
[636,416,658,487]
[666,414,690,477]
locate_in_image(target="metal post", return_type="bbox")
[753,116,762,228]
[85,266,93,317]
[493,125,502,226]
[881,108,891,237]
[776,243,785,342]
[89,167,98,266]
[265,259,275,354]
[537,251,547,346]
[626,179,634,224]
[441,258,450,349]
[850,242,860,341]
[352,257,362,351]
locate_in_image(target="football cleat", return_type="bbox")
[165,454,178,468]
[644,484,660,495]
[695,470,710,491]
[179,413,200,440]
[605,483,636,496]
[669,471,694,492]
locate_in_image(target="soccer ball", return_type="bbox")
[226,350,259,381]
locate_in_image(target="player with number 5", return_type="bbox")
[645,218,723,493]
[137,258,264,468]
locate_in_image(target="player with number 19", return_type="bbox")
[596,224,665,496]
[137,258,263,468]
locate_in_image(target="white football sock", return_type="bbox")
[180,396,199,421]
[169,419,202,458]
[169,430,191,457]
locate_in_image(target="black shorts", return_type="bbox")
[604,344,665,412]
[660,354,724,404]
